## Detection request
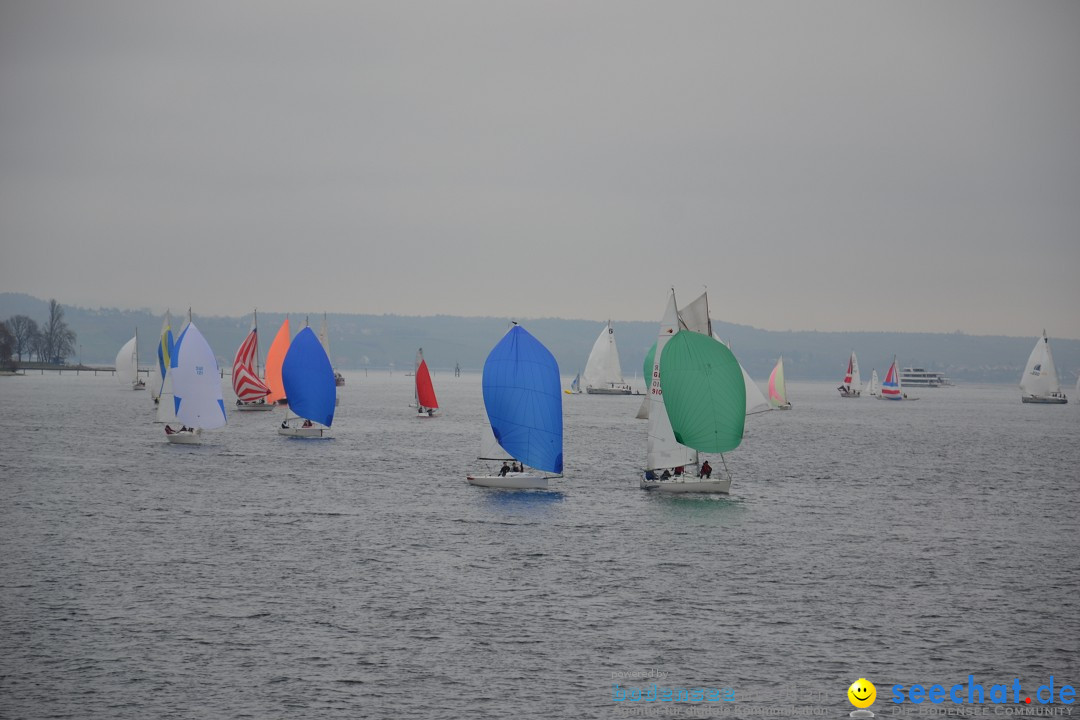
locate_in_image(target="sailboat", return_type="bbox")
[565,372,582,395]
[149,311,173,406]
[165,317,227,444]
[264,317,290,404]
[838,351,862,397]
[414,347,439,417]
[768,356,792,409]
[154,312,178,424]
[582,321,632,394]
[1019,330,1068,404]
[318,313,345,387]
[879,356,906,400]
[864,369,879,397]
[114,329,146,391]
[278,325,337,437]
[640,289,744,493]
[232,310,273,411]
[466,324,563,489]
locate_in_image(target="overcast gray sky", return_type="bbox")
[2,1,1078,338]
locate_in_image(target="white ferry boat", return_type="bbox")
[900,367,953,387]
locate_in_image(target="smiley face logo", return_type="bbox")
[848,678,876,708]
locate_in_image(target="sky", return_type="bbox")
[1,1,1078,338]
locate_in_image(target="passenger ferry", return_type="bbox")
[900,367,953,387]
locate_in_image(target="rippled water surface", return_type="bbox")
[2,371,1078,718]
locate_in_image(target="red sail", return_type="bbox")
[416,359,439,409]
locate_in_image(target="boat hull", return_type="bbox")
[165,428,202,444]
[839,390,860,398]
[640,477,731,494]
[278,426,328,438]
[235,401,274,412]
[1021,395,1068,404]
[586,386,632,395]
[466,473,549,490]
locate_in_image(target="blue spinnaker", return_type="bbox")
[282,326,336,427]
[482,325,563,474]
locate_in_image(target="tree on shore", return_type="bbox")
[40,299,76,364]
[6,314,38,361]
[0,321,15,370]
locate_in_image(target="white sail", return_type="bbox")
[318,314,331,358]
[478,419,513,461]
[157,368,177,423]
[741,364,771,415]
[581,321,628,392]
[171,322,227,430]
[645,291,699,471]
[850,352,862,390]
[1019,331,1063,398]
[712,332,770,415]
[864,369,879,397]
[679,292,712,335]
[115,335,138,389]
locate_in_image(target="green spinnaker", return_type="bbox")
[658,331,746,453]
[643,341,656,387]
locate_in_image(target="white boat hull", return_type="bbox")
[278,425,328,438]
[466,473,549,489]
[640,476,731,493]
[165,428,202,444]
[1021,394,1068,404]
[586,386,632,395]
[235,401,274,412]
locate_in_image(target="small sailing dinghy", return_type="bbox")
[466,324,563,489]
[768,355,792,409]
[232,310,274,411]
[1020,330,1068,404]
[838,351,861,397]
[414,347,439,417]
[565,372,582,395]
[166,318,227,444]
[582,321,632,394]
[278,325,336,437]
[640,290,744,493]
[115,330,146,391]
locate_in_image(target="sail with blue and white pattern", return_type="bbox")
[170,321,227,429]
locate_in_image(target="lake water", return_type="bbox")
[1,371,1078,719]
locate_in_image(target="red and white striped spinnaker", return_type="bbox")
[232,328,271,403]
